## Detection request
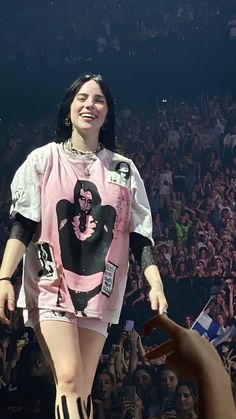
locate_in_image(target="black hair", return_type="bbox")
[132,365,155,384]
[74,180,101,207]
[175,380,197,412]
[56,73,117,151]
[96,369,115,385]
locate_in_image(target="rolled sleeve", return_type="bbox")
[10,150,46,222]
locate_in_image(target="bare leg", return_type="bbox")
[78,327,106,419]
[34,321,87,419]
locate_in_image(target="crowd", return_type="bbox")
[0,92,236,417]
[1,0,236,68]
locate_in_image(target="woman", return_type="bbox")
[157,365,178,415]
[0,74,167,419]
[93,370,121,419]
[175,381,198,418]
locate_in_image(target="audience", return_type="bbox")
[1,90,236,417]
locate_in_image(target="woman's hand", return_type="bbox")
[0,280,15,326]
[143,314,223,379]
[149,286,168,315]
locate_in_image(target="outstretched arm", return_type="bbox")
[144,315,236,419]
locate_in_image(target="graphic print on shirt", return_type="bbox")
[107,161,132,238]
[109,161,131,187]
[37,243,57,279]
[11,188,25,210]
[101,261,118,297]
[56,180,116,275]
[56,180,117,314]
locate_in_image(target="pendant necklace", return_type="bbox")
[63,138,103,178]
[83,155,97,178]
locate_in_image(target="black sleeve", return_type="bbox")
[129,232,157,271]
[9,213,38,247]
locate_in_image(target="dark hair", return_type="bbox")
[56,73,117,151]
[175,380,197,412]
[132,365,155,384]
[96,369,115,385]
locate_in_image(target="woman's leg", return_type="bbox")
[34,320,87,419]
[78,327,107,418]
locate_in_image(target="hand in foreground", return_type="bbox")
[0,280,15,326]
[143,314,223,379]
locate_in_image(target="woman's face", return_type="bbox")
[70,80,108,135]
[160,369,178,393]
[135,369,152,390]
[95,373,114,400]
[216,314,225,326]
[176,385,195,412]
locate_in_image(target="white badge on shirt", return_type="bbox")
[102,261,118,297]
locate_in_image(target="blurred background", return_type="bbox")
[0,0,236,116]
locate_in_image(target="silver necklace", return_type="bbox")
[63,139,103,177]
[83,155,97,177]
[66,138,103,156]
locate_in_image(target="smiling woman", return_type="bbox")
[56,74,117,153]
[69,81,108,146]
[0,73,167,419]
[175,381,198,418]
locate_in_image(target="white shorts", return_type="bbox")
[23,308,109,337]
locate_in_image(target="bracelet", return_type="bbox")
[0,277,11,282]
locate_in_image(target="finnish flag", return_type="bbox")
[192,311,220,341]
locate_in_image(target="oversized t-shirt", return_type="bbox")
[10,142,153,324]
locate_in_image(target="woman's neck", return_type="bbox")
[71,130,99,152]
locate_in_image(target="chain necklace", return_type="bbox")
[63,138,103,177]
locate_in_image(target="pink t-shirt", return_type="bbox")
[10,142,153,324]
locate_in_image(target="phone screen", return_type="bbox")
[123,385,136,402]
[124,320,134,331]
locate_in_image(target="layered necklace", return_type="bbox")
[63,138,104,177]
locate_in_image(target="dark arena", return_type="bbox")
[0,1,236,418]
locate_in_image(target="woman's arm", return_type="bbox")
[0,238,26,279]
[130,233,167,314]
[0,239,26,325]
[0,214,37,324]
[144,264,167,313]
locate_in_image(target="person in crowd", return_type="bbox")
[132,365,156,417]
[157,365,179,416]
[0,73,167,419]
[93,370,121,419]
[183,314,194,329]
[175,381,198,418]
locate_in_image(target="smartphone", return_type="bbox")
[123,385,136,402]
[124,320,134,332]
